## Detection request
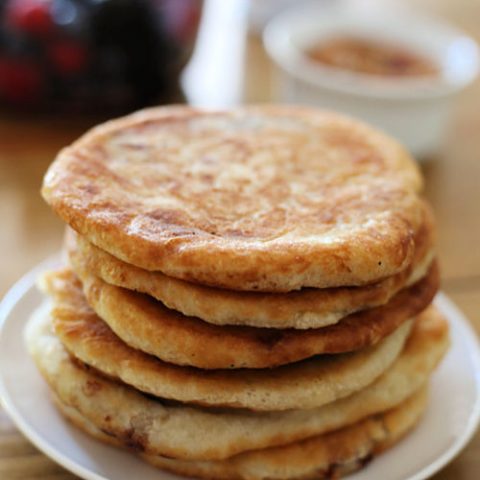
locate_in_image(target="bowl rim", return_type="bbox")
[263,1,480,100]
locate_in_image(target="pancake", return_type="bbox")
[25,303,448,460]
[54,387,428,480]
[68,261,438,369]
[67,199,435,329]
[49,278,448,413]
[42,105,424,292]
[145,388,429,480]
[42,268,415,410]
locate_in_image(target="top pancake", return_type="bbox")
[42,105,424,291]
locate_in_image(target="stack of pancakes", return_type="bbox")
[28,106,449,479]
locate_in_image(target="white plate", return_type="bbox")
[1,258,480,480]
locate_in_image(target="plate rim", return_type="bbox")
[1,258,480,480]
[407,293,480,480]
[0,256,109,480]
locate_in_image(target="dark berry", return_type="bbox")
[48,40,88,74]
[0,56,43,103]
[6,0,54,37]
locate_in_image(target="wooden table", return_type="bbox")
[1,1,479,478]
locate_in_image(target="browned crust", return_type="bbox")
[143,388,428,480]
[60,260,438,369]
[53,387,428,480]
[45,268,414,410]
[42,105,424,291]
[47,264,450,413]
[27,303,448,461]
[66,199,435,329]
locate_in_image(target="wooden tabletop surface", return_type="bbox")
[1,0,479,479]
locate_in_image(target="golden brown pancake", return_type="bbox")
[67,199,435,329]
[42,269,417,411]
[54,388,428,480]
[42,105,424,291]
[67,261,438,369]
[47,272,448,410]
[143,388,428,480]
[26,303,446,461]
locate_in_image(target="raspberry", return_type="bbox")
[48,40,88,75]
[6,0,54,37]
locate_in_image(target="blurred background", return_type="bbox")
[0,0,479,478]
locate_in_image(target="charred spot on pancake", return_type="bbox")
[82,379,102,396]
[254,328,286,348]
[69,355,91,371]
[358,452,374,468]
[147,208,186,224]
[122,428,147,452]
[82,183,100,196]
[322,462,341,480]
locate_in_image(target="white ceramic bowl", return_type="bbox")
[263,1,479,158]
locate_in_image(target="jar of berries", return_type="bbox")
[0,0,202,114]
